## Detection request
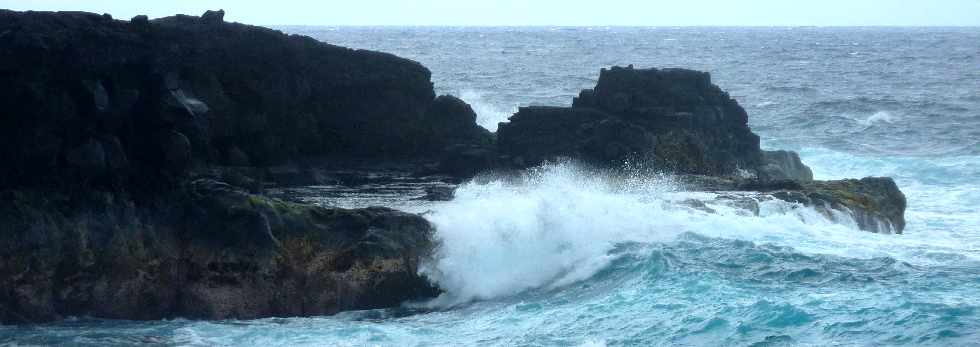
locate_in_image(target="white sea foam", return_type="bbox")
[416,161,958,306]
[858,110,898,126]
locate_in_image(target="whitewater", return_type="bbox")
[3,27,979,346]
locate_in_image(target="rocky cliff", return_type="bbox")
[0,9,476,324]
[0,9,491,193]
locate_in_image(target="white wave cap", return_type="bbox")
[417,161,941,306]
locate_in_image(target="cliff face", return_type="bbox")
[0,10,490,193]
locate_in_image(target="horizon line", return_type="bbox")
[5,9,980,28]
[268,24,980,28]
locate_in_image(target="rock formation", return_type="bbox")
[497,66,808,181]
[0,180,438,323]
[0,9,473,324]
[0,9,909,324]
[494,66,903,232]
[679,175,906,233]
[0,9,491,193]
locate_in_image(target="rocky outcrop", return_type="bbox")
[0,10,490,192]
[0,180,439,324]
[498,66,767,176]
[428,96,497,178]
[773,178,906,233]
[679,175,907,233]
[759,150,813,182]
[494,65,904,233]
[0,9,475,324]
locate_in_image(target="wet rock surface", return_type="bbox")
[0,180,439,324]
[676,175,907,233]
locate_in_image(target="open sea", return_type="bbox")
[2,27,979,346]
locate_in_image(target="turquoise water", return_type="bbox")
[3,27,979,346]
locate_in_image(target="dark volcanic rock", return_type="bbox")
[0,9,478,324]
[494,65,903,233]
[201,9,225,24]
[499,66,768,176]
[759,150,814,182]
[439,144,498,178]
[497,106,657,168]
[678,175,907,233]
[789,177,907,233]
[0,180,439,323]
[426,95,496,177]
[0,9,912,325]
[0,9,489,191]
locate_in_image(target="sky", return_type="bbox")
[2,0,980,26]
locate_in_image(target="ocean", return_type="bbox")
[2,27,979,346]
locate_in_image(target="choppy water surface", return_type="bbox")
[3,27,979,346]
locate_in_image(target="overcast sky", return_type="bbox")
[3,0,980,26]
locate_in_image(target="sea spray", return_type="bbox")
[418,161,882,306]
[456,89,518,131]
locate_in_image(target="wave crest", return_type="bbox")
[418,161,874,306]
